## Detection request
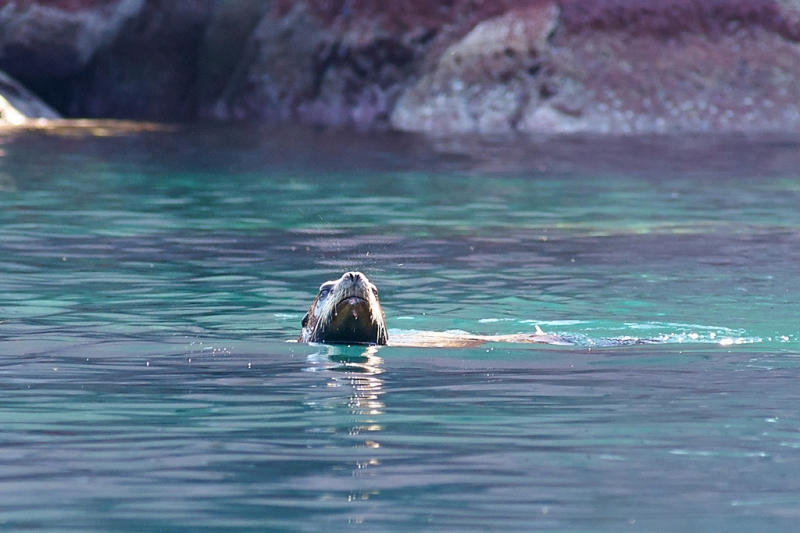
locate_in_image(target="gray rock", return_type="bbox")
[197,0,274,115]
[67,0,216,120]
[209,2,326,121]
[211,1,427,127]
[0,0,144,79]
[391,4,560,134]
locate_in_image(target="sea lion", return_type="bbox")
[298,271,560,347]
[299,271,388,345]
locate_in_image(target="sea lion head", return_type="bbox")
[299,271,388,345]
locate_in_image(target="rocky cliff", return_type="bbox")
[2,0,800,134]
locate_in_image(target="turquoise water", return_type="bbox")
[1,125,800,531]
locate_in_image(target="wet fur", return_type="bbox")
[299,272,388,345]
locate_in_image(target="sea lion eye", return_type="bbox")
[301,313,309,327]
[318,281,335,296]
[370,284,378,295]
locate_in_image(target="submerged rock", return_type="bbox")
[0,70,61,125]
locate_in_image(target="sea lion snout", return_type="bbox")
[340,271,366,291]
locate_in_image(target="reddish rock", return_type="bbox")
[393,0,800,134]
[520,0,800,133]
[557,0,785,37]
[521,21,800,133]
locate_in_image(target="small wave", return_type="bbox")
[551,329,763,347]
[520,319,591,327]
[523,320,767,346]
[617,322,764,345]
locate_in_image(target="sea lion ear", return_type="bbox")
[301,313,309,328]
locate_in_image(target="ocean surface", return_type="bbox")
[0,124,799,531]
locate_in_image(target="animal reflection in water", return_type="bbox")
[298,271,564,347]
[305,344,385,502]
